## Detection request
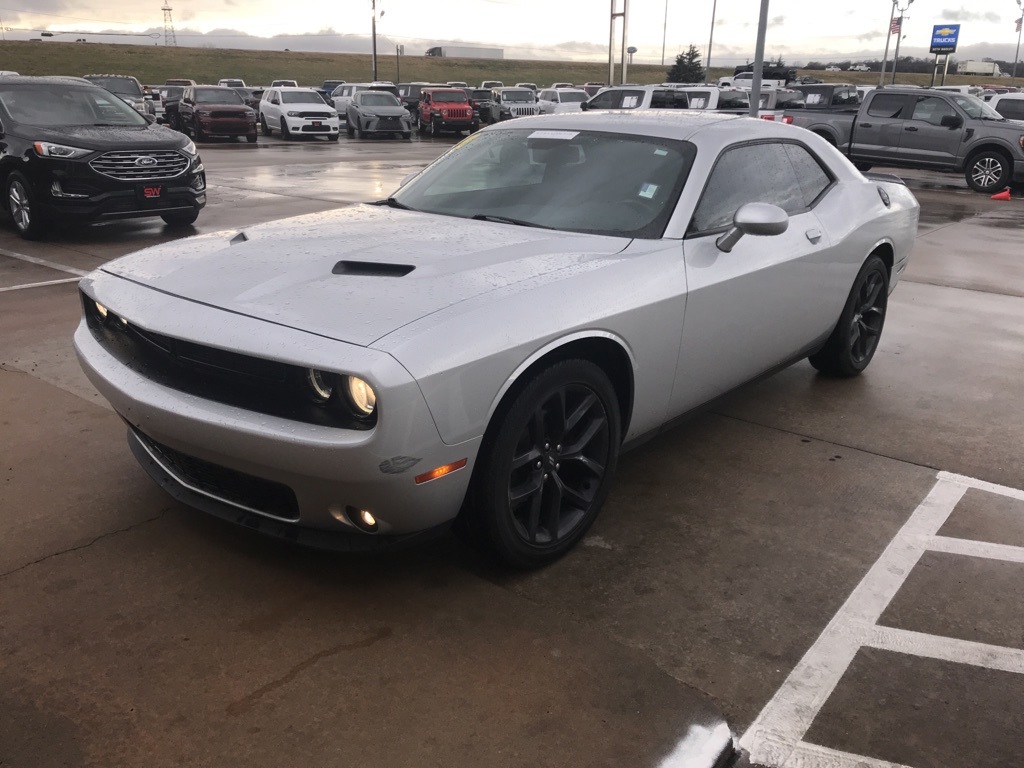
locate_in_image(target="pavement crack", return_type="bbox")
[0,509,169,579]
[226,627,393,716]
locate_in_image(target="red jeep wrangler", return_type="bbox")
[416,88,480,136]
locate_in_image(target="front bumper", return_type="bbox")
[358,115,412,133]
[74,272,480,544]
[283,116,340,134]
[33,155,206,223]
[432,117,478,131]
[196,117,257,136]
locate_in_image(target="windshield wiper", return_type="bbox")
[471,214,552,229]
[372,196,417,211]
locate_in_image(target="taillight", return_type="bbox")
[782,116,794,124]
[761,114,775,121]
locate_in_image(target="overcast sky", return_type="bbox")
[5,0,1023,64]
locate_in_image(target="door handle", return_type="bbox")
[859,122,873,128]
[904,126,918,132]
[806,229,822,244]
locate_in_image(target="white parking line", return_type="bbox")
[0,246,90,277]
[740,471,1024,768]
[0,277,82,292]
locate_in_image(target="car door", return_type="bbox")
[897,95,964,168]
[671,141,841,413]
[851,92,912,161]
[538,90,554,113]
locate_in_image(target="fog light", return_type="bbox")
[344,505,379,532]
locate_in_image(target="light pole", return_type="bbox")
[1014,0,1023,83]
[707,0,718,74]
[371,0,383,82]
[747,0,770,118]
[661,0,669,66]
[879,0,897,85]
[890,0,913,85]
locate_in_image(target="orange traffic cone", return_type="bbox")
[991,188,1011,201]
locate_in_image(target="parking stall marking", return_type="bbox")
[0,277,82,293]
[740,471,1024,768]
[0,247,90,277]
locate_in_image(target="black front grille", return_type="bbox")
[300,125,330,132]
[210,110,246,119]
[299,111,332,119]
[135,429,300,520]
[83,292,375,430]
[90,150,190,181]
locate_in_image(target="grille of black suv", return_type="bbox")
[90,150,190,181]
[134,429,300,521]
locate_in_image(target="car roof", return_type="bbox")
[0,75,103,87]
[276,86,319,91]
[484,109,744,140]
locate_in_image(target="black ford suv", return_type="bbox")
[0,77,206,240]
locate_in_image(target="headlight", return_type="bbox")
[33,141,91,159]
[346,376,377,417]
[305,369,334,403]
[329,110,338,117]
[287,111,302,117]
[181,139,197,156]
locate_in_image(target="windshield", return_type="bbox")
[775,91,805,109]
[433,92,468,103]
[951,94,1005,120]
[361,93,400,107]
[162,86,185,100]
[196,88,244,105]
[717,92,750,110]
[392,129,695,239]
[560,92,588,103]
[281,91,326,104]
[471,90,491,100]
[86,76,142,98]
[501,90,535,103]
[0,84,147,127]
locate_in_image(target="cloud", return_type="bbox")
[856,31,884,41]
[769,15,786,27]
[941,8,1000,23]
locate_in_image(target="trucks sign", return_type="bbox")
[930,24,960,54]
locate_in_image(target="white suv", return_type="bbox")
[537,88,589,113]
[260,87,340,141]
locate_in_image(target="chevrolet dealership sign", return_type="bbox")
[930,24,960,54]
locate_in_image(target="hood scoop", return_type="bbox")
[229,232,249,245]
[332,260,415,277]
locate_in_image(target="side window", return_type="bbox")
[783,144,833,207]
[866,94,907,118]
[690,143,807,233]
[910,96,956,125]
[995,99,1024,120]
[833,88,858,106]
[587,91,617,109]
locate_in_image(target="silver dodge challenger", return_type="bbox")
[74,111,919,568]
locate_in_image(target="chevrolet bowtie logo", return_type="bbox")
[936,27,956,36]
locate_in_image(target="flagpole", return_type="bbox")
[890,0,914,85]
[880,0,897,86]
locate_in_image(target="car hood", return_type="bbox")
[12,123,190,152]
[102,205,631,347]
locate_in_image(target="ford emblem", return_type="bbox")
[135,156,157,167]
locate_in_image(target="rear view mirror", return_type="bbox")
[716,203,789,252]
[940,114,963,129]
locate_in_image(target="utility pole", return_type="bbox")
[707,0,718,73]
[661,0,669,66]
[608,0,629,85]
[748,0,770,118]
[1014,0,1023,83]
[879,0,896,86]
[890,0,913,85]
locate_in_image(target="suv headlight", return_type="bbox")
[181,139,197,156]
[287,110,302,117]
[33,141,91,159]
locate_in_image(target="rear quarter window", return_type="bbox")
[866,94,907,118]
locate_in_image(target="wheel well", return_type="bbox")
[814,130,837,146]
[486,337,635,445]
[872,243,894,278]
[965,144,1012,165]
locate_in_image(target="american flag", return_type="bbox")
[890,17,902,35]
[1017,16,1022,33]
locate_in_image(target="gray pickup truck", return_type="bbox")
[786,87,1024,192]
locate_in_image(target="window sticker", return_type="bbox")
[654,149,669,156]
[806,93,823,105]
[639,183,659,199]
[528,130,578,140]
[622,95,640,108]
[691,97,707,109]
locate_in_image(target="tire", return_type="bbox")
[328,133,339,142]
[280,118,291,140]
[346,123,354,138]
[808,254,889,377]
[853,162,873,172]
[965,150,1011,193]
[161,209,200,227]
[815,131,837,147]
[246,132,258,143]
[193,119,206,142]
[402,132,411,140]
[260,115,271,136]
[430,119,439,137]
[466,359,622,569]
[354,122,363,139]
[6,172,46,240]
[416,114,426,133]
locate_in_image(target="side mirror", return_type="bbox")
[580,101,589,111]
[271,98,280,105]
[716,203,789,253]
[940,114,963,129]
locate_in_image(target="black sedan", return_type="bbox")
[0,76,205,239]
[345,91,412,139]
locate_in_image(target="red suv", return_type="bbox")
[416,88,479,136]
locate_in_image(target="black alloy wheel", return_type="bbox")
[469,359,621,568]
[246,131,258,143]
[7,172,46,240]
[809,254,889,377]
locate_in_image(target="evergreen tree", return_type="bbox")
[667,45,705,83]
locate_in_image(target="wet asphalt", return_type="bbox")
[1,132,1023,768]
